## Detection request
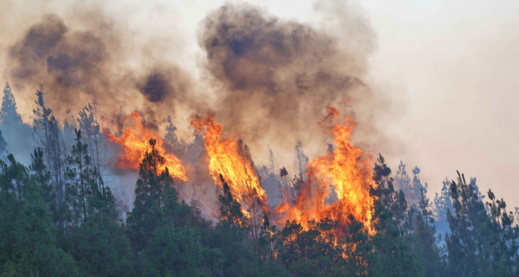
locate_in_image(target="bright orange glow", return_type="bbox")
[190,114,268,214]
[275,106,377,235]
[103,111,188,181]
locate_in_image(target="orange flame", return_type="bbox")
[103,111,188,181]
[190,114,268,213]
[275,106,376,235]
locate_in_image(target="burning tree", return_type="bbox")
[191,114,268,240]
[275,106,377,236]
[103,111,187,181]
[126,138,180,251]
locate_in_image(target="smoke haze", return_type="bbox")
[0,0,392,172]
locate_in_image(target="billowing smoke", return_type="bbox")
[9,14,111,105]
[0,1,391,216]
[4,2,379,146]
[136,66,191,106]
[5,8,194,128]
[199,3,378,164]
[138,71,173,103]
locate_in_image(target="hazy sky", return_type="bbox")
[241,0,519,206]
[1,0,518,206]
[361,0,519,206]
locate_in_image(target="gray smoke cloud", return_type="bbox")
[138,71,173,103]
[5,8,194,128]
[9,14,111,104]
[0,0,397,219]
[198,3,379,163]
[4,2,380,146]
[135,65,191,107]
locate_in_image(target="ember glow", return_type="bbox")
[103,111,188,181]
[275,106,377,235]
[190,114,268,215]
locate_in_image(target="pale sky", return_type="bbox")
[1,0,518,207]
[361,0,519,205]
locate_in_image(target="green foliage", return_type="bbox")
[194,175,288,277]
[445,172,491,276]
[0,130,6,158]
[64,128,95,224]
[33,87,67,218]
[413,189,444,277]
[143,225,210,277]
[126,139,182,251]
[486,189,519,275]
[70,212,133,276]
[277,218,342,275]
[443,171,519,276]
[126,139,227,276]
[0,154,79,276]
[2,112,519,277]
[370,154,424,277]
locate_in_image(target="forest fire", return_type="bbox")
[188,108,376,237]
[3,1,515,275]
[190,114,268,216]
[103,111,188,181]
[275,106,377,235]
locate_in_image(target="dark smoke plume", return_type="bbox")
[0,0,393,219]
[9,14,110,104]
[5,3,379,150]
[136,66,191,104]
[6,11,193,128]
[199,3,377,160]
[139,72,172,103]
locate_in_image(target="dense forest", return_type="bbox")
[0,82,518,277]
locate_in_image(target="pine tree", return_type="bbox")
[64,129,97,224]
[0,130,6,158]
[373,155,411,232]
[445,171,492,276]
[0,82,22,126]
[218,175,248,231]
[33,87,66,212]
[394,161,428,209]
[411,166,428,206]
[277,218,341,276]
[414,188,444,276]
[433,178,453,235]
[60,128,134,276]
[126,138,178,251]
[394,161,411,202]
[259,211,276,261]
[77,104,104,189]
[0,154,79,276]
[485,189,519,275]
[125,138,221,276]
[30,148,56,220]
[0,83,19,158]
[0,82,34,165]
[370,154,423,276]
